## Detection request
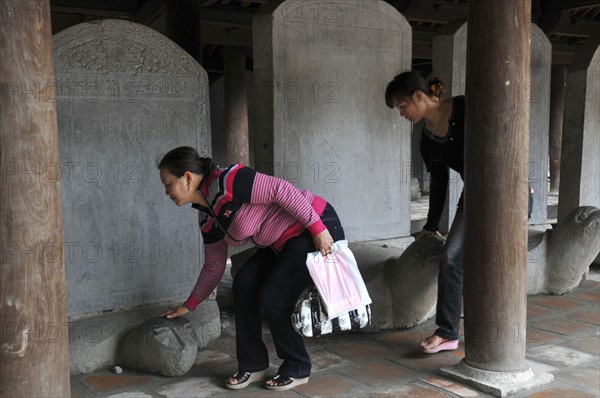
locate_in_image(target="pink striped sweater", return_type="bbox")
[185,164,327,310]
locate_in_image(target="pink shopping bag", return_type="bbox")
[305,240,372,320]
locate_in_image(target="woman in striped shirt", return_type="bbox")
[158,146,344,391]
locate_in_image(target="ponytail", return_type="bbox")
[428,78,446,98]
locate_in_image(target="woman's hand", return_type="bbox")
[314,229,335,256]
[417,229,442,240]
[160,305,189,319]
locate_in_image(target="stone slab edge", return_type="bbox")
[439,360,554,397]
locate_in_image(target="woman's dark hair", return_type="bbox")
[158,146,217,177]
[385,71,446,108]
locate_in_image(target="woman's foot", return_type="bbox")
[264,374,309,391]
[419,335,459,354]
[225,370,266,390]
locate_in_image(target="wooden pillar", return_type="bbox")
[224,48,250,165]
[0,1,70,397]
[548,65,567,193]
[166,0,202,63]
[463,0,530,371]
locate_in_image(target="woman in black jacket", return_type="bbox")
[385,71,465,354]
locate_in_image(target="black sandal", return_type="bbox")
[225,369,266,390]
[264,374,309,391]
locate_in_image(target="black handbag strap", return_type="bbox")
[308,287,323,337]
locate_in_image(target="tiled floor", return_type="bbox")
[70,195,599,398]
[70,271,599,398]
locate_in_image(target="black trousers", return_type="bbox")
[434,206,464,341]
[232,203,344,378]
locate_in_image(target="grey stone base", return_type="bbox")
[360,236,415,250]
[69,298,220,374]
[440,360,554,397]
[119,317,198,376]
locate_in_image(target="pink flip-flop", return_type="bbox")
[420,336,459,354]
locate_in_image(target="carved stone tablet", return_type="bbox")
[253,1,412,241]
[53,19,211,316]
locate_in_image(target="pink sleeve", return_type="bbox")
[184,239,228,310]
[251,173,326,236]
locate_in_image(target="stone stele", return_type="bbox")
[53,18,210,317]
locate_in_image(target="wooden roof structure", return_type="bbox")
[50,0,600,81]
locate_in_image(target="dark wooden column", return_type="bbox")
[0,1,70,396]
[463,0,531,371]
[224,48,250,165]
[548,65,567,193]
[166,0,202,63]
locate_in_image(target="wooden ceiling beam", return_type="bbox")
[50,5,133,18]
[546,9,599,37]
[402,1,468,25]
[50,0,138,12]
[48,0,598,70]
[132,0,165,25]
[201,9,254,25]
[201,25,252,47]
[542,0,600,13]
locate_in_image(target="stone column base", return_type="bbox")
[440,359,554,397]
[360,236,415,250]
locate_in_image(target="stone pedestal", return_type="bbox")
[119,317,198,377]
[440,361,553,398]
[69,298,220,374]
